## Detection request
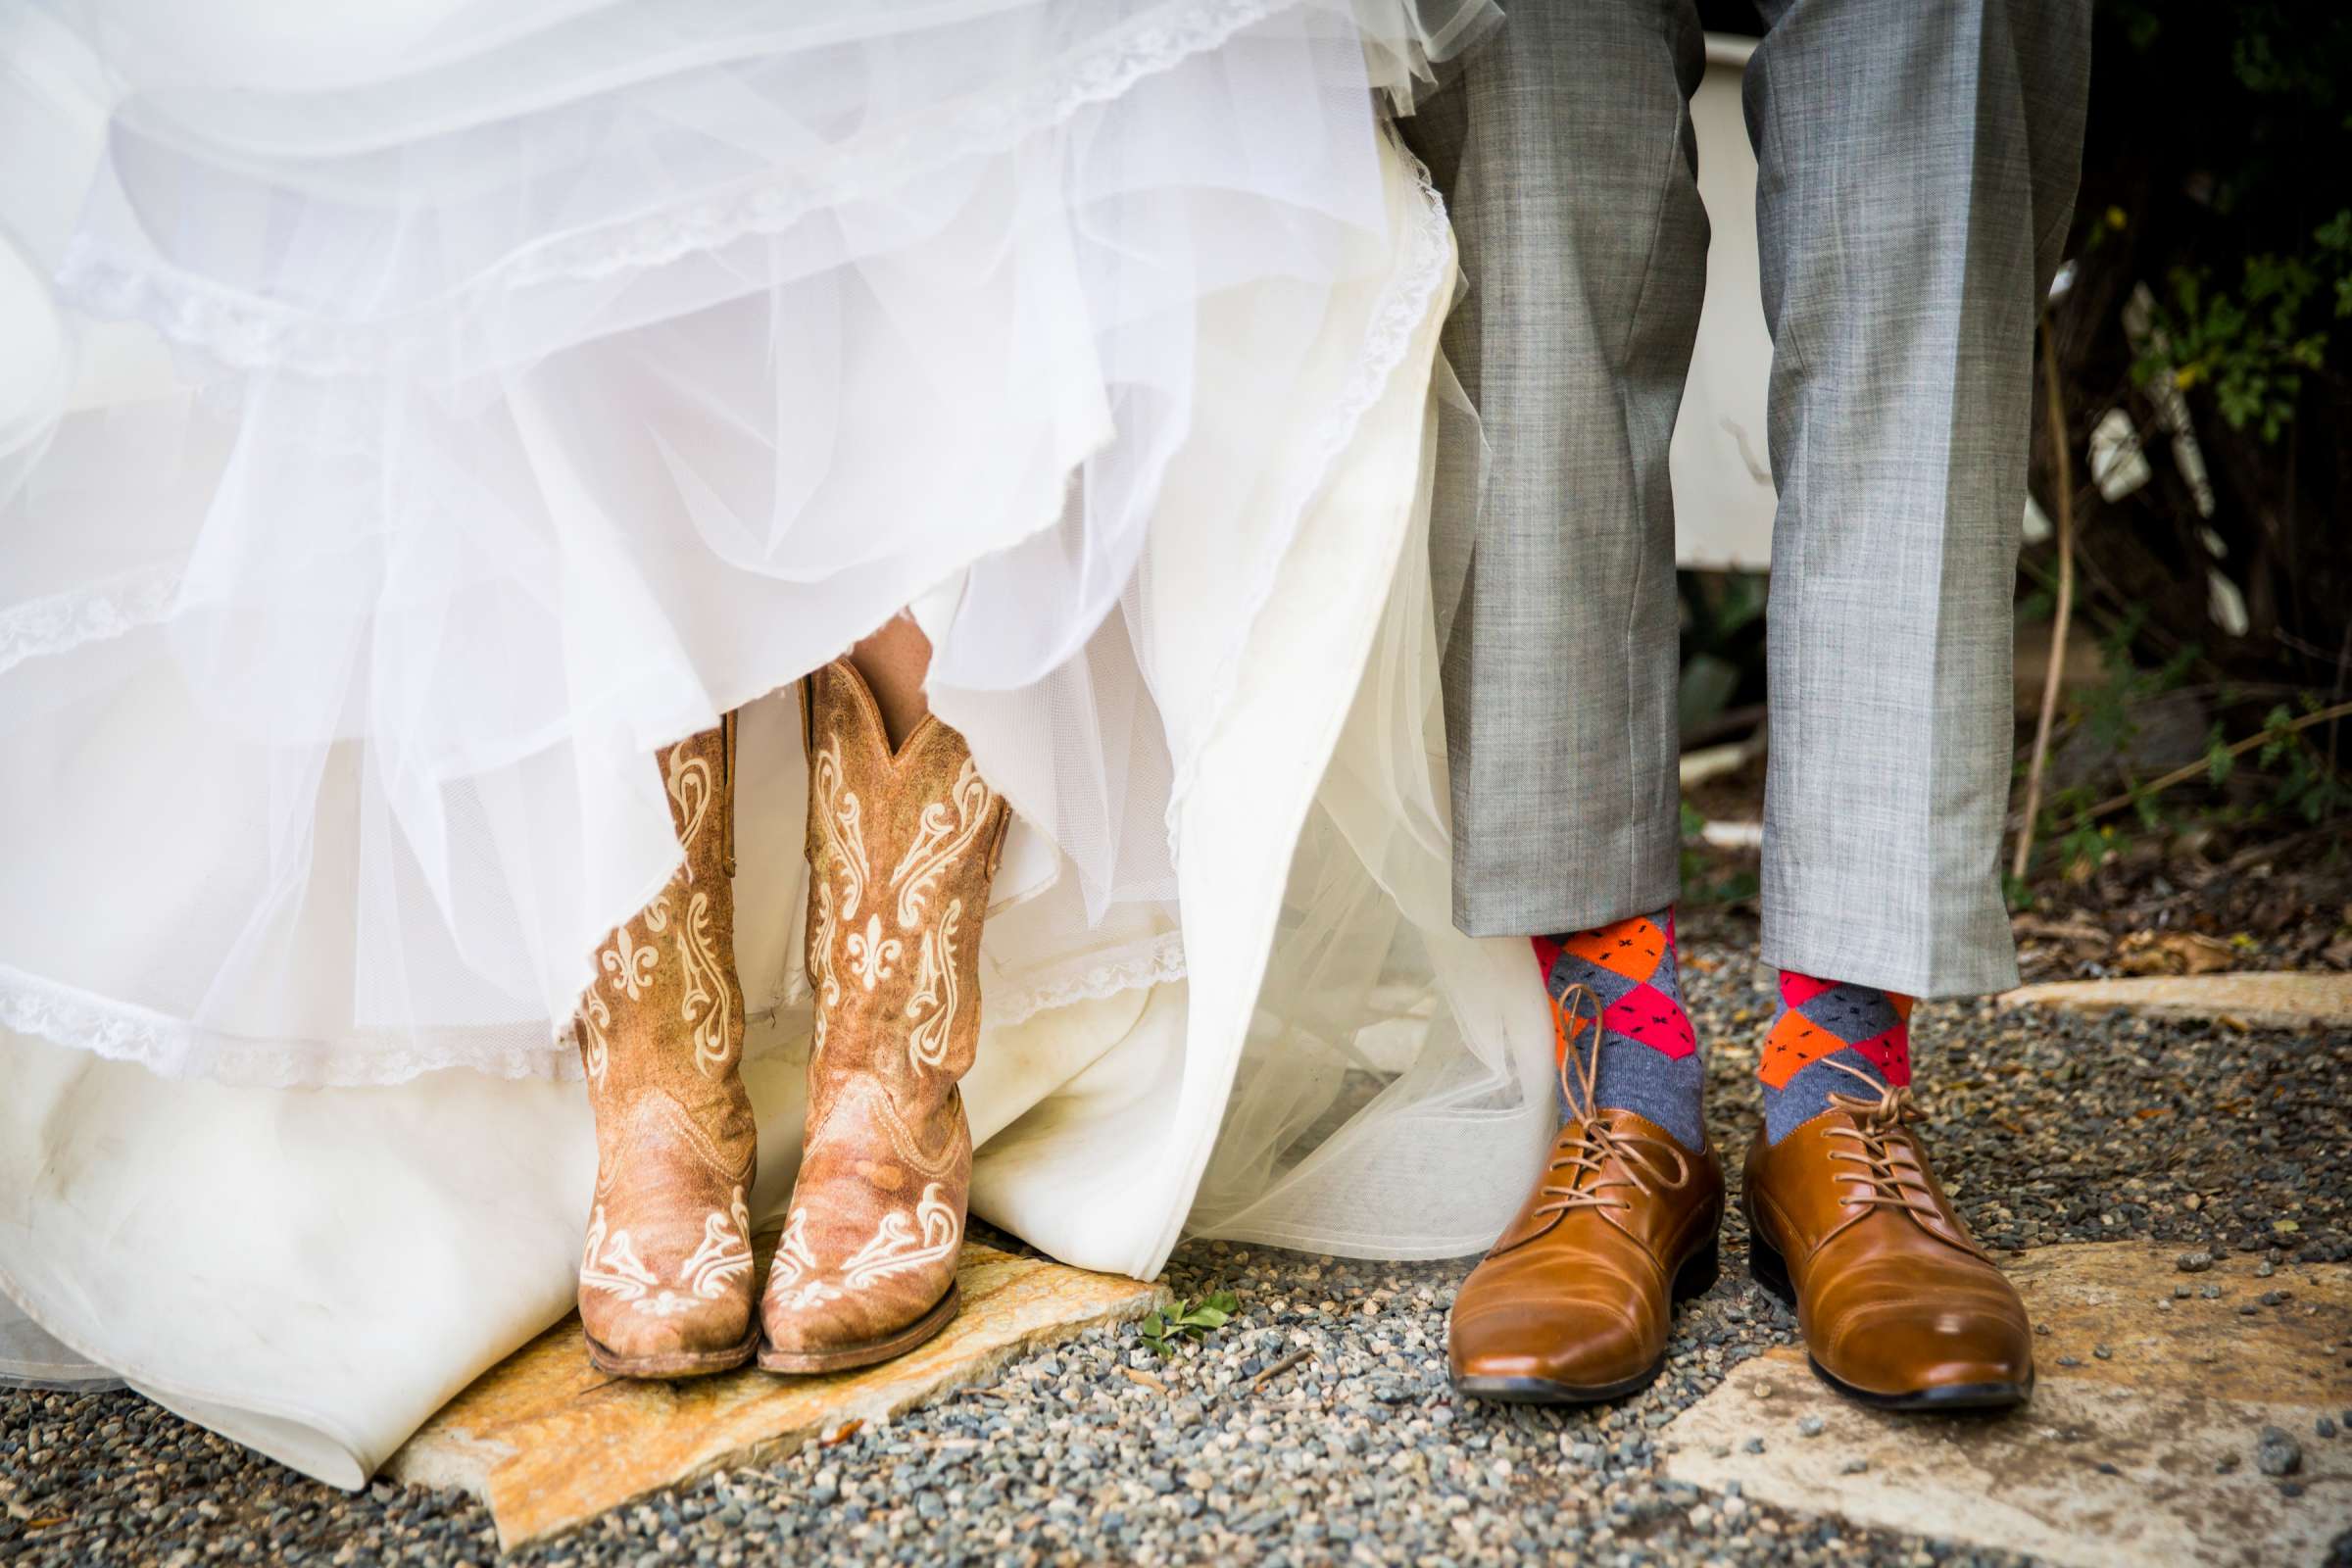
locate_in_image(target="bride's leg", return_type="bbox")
[760,638,1009,1373]
[847,613,933,751]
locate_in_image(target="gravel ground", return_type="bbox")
[6,916,2348,1568]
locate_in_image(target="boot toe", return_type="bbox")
[760,1288,858,1355]
[578,1280,756,1377]
[590,1295,754,1362]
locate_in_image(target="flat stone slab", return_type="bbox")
[387,1245,1164,1548]
[1998,971,2352,1030]
[1661,1242,2352,1567]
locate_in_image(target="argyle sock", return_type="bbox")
[1534,908,1704,1152]
[1757,972,1914,1144]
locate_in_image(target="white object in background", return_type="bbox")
[1671,34,1777,572]
[2206,572,2249,638]
[1678,740,1753,787]
[1699,818,1764,851]
[2023,495,2053,544]
[2088,407,2151,501]
[2123,282,2218,519]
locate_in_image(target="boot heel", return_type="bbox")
[1672,1236,1720,1303]
[1746,1221,1797,1311]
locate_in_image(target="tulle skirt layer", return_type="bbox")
[0,0,1494,1083]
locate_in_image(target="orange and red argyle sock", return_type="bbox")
[1758,971,1914,1144]
[1533,908,1704,1152]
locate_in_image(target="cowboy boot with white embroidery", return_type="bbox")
[574,718,759,1377]
[759,659,1009,1373]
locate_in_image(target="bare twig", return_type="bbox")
[2218,818,2349,873]
[2057,700,2352,829]
[2014,315,2077,884]
[1120,1366,1170,1396]
[1249,1348,1314,1395]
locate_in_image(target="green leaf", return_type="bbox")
[2207,724,2237,786]
[1184,1306,1231,1330]
[1140,1310,1165,1338]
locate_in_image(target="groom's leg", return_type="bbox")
[1744,0,2089,999]
[1399,0,1708,941]
[1738,0,2091,1412]
[1425,4,1731,1410]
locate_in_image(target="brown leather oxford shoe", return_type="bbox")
[1742,1068,2034,1411]
[1449,989,1724,1404]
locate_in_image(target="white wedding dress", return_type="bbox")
[0,0,1558,1487]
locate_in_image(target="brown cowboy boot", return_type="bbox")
[1743,1060,2034,1410]
[573,718,759,1377]
[1449,986,1724,1403]
[758,659,1009,1373]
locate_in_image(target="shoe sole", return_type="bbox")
[1448,1236,1720,1406]
[757,1282,960,1375]
[1746,1216,2033,1413]
[584,1321,760,1380]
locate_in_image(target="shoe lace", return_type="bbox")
[1530,984,1691,1220]
[1817,1057,1943,1225]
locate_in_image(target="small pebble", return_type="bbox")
[2201,1285,2224,1299]
[2173,1284,2193,1299]
[1742,1438,1767,1455]
[1797,1416,1825,1438]
[2318,1417,2338,1439]
[1839,1458,1869,1476]
[2176,1250,2214,1274]
[2256,1427,2303,1478]
[2092,1345,2112,1360]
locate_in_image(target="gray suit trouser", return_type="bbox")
[1399,0,2090,997]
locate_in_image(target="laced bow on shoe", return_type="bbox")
[1530,984,1692,1221]
[1817,1057,1947,1232]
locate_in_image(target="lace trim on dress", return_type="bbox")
[50,0,1296,377]
[0,565,180,678]
[1163,130,1451,842]
[0,962,579,1090]
[985,930,1190,1028]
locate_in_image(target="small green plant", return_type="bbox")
[2255,698,2352,823]
[2133,222,2348,445]
[2016,676,2350,893]
[1137,1291,1238,1359]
